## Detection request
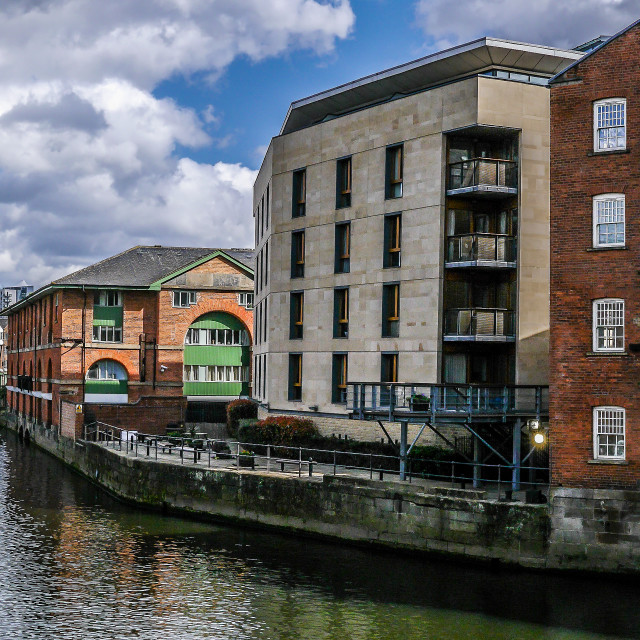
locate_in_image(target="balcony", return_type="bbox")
[447,158,517,197]
[444,308,515,342]
[446,233,516,268]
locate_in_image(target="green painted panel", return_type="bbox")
[191,312,245,331]
[183,381,244,396]
[85,380,128,394]
[93,306,123,327]
[183,345,249,366]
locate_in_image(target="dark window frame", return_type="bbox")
[385,144,404,199]
[288,353,303,401]
[289,291,304,340]
[292,169,306,218]
[336,156,352,209]
[334,222,351,273]
[380,352,398,383]
[333,287,349,338]
[382,282,400,338]
[332,352,348,404]
[384,213,402,268]
[291,230,305,278]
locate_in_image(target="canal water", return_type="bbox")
[2,429,640,640]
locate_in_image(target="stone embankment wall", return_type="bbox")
[8,417,640,574]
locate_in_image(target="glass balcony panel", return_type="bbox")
[448,159,517,191]
[445,308,515,339]
[446,234,516,265]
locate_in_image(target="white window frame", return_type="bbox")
[593,406,625,460]
[172,290,197,308]
[95,290,122,307]
[593,298,625,352]
[238,292,254,309]
[594,98,626,152]
[593,194,625,247]
[87,360,127,380]
[92,325,123,343]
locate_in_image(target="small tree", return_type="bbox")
[226,399,257,437]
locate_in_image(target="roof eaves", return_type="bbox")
[549,18,640,84]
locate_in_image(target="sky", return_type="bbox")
[0,0,637,288]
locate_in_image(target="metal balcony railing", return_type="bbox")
[448,158,517,191]
[446,233,516,264]
[347,382,548,422]
[444,308,515,340]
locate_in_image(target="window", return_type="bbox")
[55,294,58,323]
[184,364,249,383]
[238,292,254,309]
[381,352,398,383]
[332,353,348,403]
[333,287,349,338]
[290,291,304,340]
[384,213,402,268]
[594,98,626,151]
[288,353,302,401]
[94,290,121,306]
[382,283,400,338]
[172,290,197,308]
[87,360,127,380]
[593,299,624,352]
[292,169,306,218]
[334,222,351,274]
[291,230,305,278]
[385,144,403,199]
[92,325,122,342]
[593,194,625,247]
[184,328,249,346]
[593,407,625,460]
[336,156,352,208]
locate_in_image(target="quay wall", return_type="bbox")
[7,416,640,574]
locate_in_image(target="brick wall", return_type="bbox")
[550,24,640,488]
[60,400,83,439]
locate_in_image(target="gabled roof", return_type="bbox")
[550,18,640,84]
[54,245,253,287]
[3,245,254,314]
[280,37,581,135]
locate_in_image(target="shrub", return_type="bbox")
[226,399,258,437]
[240,415,319,446]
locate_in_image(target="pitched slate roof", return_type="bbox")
[54,245,254,287]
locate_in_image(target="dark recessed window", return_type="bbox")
[292,169,306,218]
[336,156,352,209]
[288,353,302,401]
[291,230,305,278]
[333,287,349,338]
[385,144,403,199]
[335,222,350,273]
[332,353,348,404]
[382,283,400,338]
[290,291,304,340]
[381,352,398,383]
[384,213,402,268]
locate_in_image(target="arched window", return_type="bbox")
[85,360,128,404]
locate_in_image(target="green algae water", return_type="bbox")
[1,428,638,640]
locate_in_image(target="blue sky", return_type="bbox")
[0,0,635,287]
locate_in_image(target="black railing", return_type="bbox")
[444,308,515,339]
[446,234,516,264]
[448,158,517,190]
[347,382,548,422]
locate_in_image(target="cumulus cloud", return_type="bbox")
[415,0,636,49]
[0,0,355,286]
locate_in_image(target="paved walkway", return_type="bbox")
[90,438,548,503]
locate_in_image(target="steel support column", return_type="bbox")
[399,420,408,481]
[512,418,522,491]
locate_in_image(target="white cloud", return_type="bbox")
[414,0,636,49]
[0,0,355,286]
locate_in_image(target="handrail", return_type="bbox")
[448,158,517,190]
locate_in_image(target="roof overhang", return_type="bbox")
[280,38,582,135]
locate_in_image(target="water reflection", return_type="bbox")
[0,428,638,640]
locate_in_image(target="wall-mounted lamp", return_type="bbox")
[159,365,168,372]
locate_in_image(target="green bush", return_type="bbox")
[226,399,258,437]
[239,415,319,445]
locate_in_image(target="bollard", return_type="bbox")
[379,469,384,481]
[146,443,150,456]
[267,445,271,473]
[194,448,198,464]
[308,458,313,477]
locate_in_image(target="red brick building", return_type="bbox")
[550,19,640,489]
[6,246,254,436]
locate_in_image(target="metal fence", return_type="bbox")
[84,421,548,495]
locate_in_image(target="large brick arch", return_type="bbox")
[179,300,253,346]
[85,356,131,379]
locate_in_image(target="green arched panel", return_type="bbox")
[184,312,250,397]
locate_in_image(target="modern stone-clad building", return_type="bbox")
[253,38,580,419]
[5,246,254,435]
[549,20,640,489]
